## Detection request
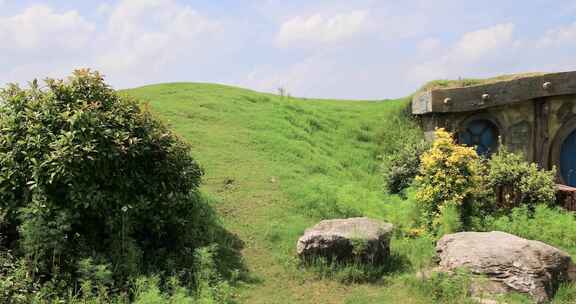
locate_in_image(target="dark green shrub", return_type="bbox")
[486,146,556,211]
[377,102,423,155]
[0,70,207,286]
[0,250,40,303]
[382,140,429,194]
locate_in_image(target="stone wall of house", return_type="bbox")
[419,101,535,160]
[549,96,576,136]
[418,95,576,172]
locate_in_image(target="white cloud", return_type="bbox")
[0,5,95,51]
[275,10,369,48]
[0,1,224,88]
[239,48,413,99]
[406,61,448,84]
[417,37,441,53]
[406,23,516,84]
[3,2,576,99]
[96,3,113,16]
[537,22,576,48]
[95,0,221,77]
[449,23,515,61]
[242,59,317,95]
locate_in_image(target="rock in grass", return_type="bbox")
[297,217,393,264]
[436,231,575,303]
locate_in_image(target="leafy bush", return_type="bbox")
[0,70,213,290]
[383,140,429,194]
[414,129,558,235]
[0,246,234,303]
[376,103,422,149]
[415,129,485,233]
[487,146,556,210]
[379,104,425,196]
[0,250,40,303]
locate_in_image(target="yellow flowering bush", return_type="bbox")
[415,128,485,232]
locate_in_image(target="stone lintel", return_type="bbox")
[412,71,576,115]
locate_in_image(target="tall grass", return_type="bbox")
[484,205,576,256]
[245,97,423,222]
[32,246,234,304]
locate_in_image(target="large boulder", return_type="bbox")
[436,231,575,303]
[297,217,393,264]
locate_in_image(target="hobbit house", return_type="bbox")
[411,71,576,209]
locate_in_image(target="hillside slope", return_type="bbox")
[125,83,425,303]
[125,83,576,304]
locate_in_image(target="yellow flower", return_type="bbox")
[415,128,481,231]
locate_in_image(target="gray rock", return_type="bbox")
[436,231,575,303]
[297,217,393,264]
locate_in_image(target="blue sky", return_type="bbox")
[1,0,576,99]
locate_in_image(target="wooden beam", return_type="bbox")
[412,71,576,114]
[533,98,550,168]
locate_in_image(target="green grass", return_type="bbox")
[124,83,434,303]
[417,72,546,92]
[124,82,576,303]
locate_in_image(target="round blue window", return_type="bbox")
[458,119,499,157]
[560,129,576,187]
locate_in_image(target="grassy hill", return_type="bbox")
[124,83,576,304]
[124,83,433,303]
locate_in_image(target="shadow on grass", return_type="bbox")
[300,251,412,284]
[212,227,262,286]
[195,211,265,288]
[196,192,262,286]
